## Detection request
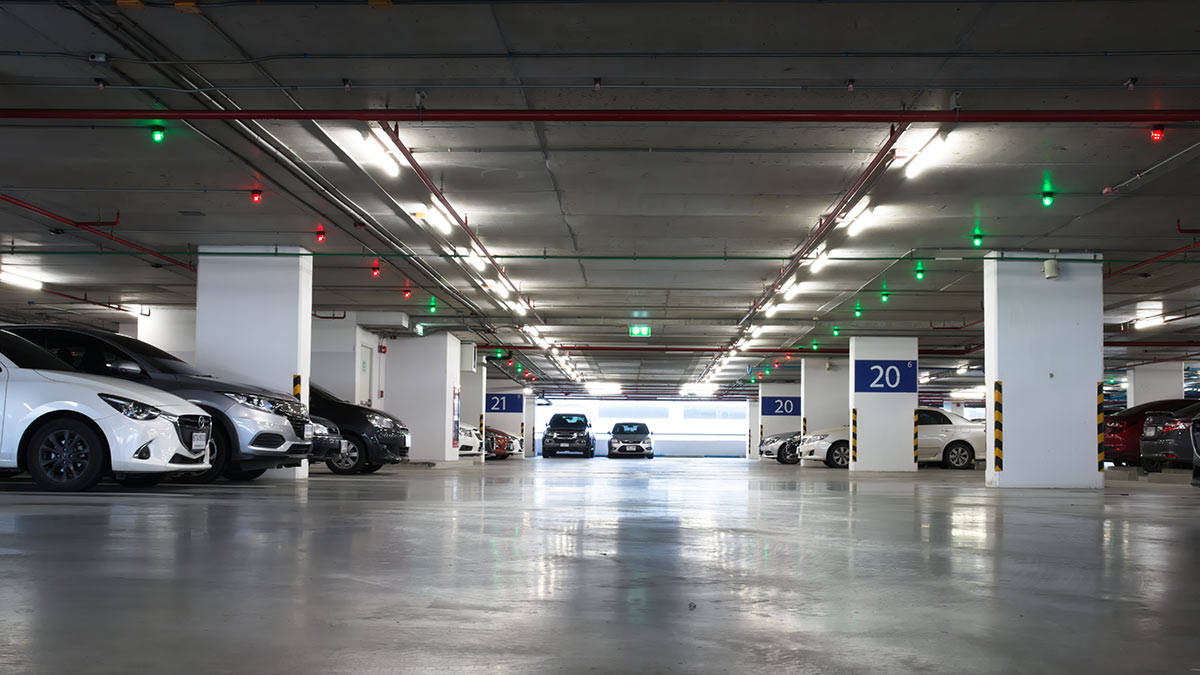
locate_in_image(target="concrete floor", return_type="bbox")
[1,459,1198,674]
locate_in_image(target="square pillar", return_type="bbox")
[137,307,197,365]
[195,246,312,479]
[1127,362,1184,407]
[523,393,536,457]
[460,344,486,431]
[383,333,462,463]
[801,357,849,433]
[484,379,528,459]
[747,396,760,458]
[759,381,801,454]
[849,337,918,472]
[984,252,1103,488]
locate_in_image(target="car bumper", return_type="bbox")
[1141,439,1194,466]
[103,407,213,474]
[308,436,343,462]
[364,429,409,464]
[759,440,785,458]
[228,407,312,461]
[542,440,592,453]
[608,443,652,456]
[796,440,834,461]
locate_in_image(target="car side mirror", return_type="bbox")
[111,360,143,375]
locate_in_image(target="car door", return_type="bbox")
[916,410,954,461]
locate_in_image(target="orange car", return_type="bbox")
[484,426,522,460]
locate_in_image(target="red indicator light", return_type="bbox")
[402,289,411,299]
[250,189,262,203]
[371,264,380,278]
[1151,125,1164,142]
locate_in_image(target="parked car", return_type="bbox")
[1139,402,1200,472]
[8,325,313,482]
[1105,399,1193,466]
[459,424,483,457]
[0,329,212,491]
[793,408,984,469]
[308,415,345,466]
[308,385,409,474]
[484,426,522,460]
[607,422,653,458]
[760,430,803,464]
[542,413,595,457]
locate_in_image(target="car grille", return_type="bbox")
[168,452,207,465]
[172,415,211,451]
[250,433,286,449]
[286,443,311,455]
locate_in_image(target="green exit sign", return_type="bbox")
[629,325,651,337]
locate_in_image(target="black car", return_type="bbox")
[309,385,410,474]
[542,413,595,457]
[1140,402,1200,472]
[607,422,653,459]
[308,416,345,464]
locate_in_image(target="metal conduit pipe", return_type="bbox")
[1103,239,1200,279]
[2,109,1200,123]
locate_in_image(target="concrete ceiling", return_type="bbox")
[0,1,1198,398]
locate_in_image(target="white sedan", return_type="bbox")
[458,424,484,457]
[0,330,212,490]
[794,408,985,470]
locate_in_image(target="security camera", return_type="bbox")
[1043,259,1059,280]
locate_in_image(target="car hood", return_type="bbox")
[611,433,650,442]
[485,427,519,440]
[32,369,205,412]
[809,425,851,437]
[159,373,291,399]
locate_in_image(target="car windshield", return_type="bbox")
[311,385,346,403]
[612,423,649,435]
[103,332,209,376]
[549,414,588,429]
[0,330,74,371]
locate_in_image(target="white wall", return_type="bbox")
[533,398,747,457]
[383,332,462,462]
[137,307,197,365]
[747,397,760,458]
[1127,362,1183,407]
[311,315,359,402]
[984,252,1104,488]
[801,357,849,433]
[849,337,919,472]
[460,344,486,431]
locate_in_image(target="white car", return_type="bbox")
[458,424,483,457]
[794,407,984,470]
[0,330,212,491]
[759,430,804,463]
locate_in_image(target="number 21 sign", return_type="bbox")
[854,360,917,393]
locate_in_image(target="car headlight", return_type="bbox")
[223,392,283,414]
[99,394,162,421]
[312,422,331,436]
[808,434,829,442]
[365,412,397,429]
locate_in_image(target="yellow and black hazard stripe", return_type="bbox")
[993,381,1003,472]
[292,373,302,400]
[913,409,919,463]
[802,417,807,435]
[1097,382,1105,472]
[479,413,484,430]
[851,408,858,463]
[759,424,764,442]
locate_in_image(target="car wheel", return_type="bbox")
[25,418,107,492]
[942,442,975,470]
[543,450,555,458]
[360,463,384,474]
[176,429,231,484]
[824,442,850,469]
[326,437,368,475]
[1143,459,1163,473]
[113,474,162,488]
[778,442,801,465]
[774,453,787,464]
[224,468,267,481]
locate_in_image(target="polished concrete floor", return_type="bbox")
[1,458,1199,673]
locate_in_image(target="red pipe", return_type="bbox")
[40,289,141,315]
[930,319,984,330]
[0,195,195,272]
[1177,218,1200,235]
[1103,239,1200,279]
[3,108,1200,123]
[490,343,984,356]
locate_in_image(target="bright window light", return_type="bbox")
[949,386,987,399]
[680,382,718,397]
[586,382,622,396]
[522,387,534,395]
[0,269,43,290]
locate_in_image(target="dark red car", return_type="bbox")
[485,426,522,460]
[1104,399,1193,465]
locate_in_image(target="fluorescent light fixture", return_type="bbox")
[456,246,486,272]
[521,325,540,337]
[956,364,969,375]
[810,251,831,273]
[680,382,717,397]
[415,204,452,234]
[508,300,528,316]
[1134,301,1165,330]
[522,387,534,395]
[840,196,870,227]
[750,325,765,337]
[846,208,878,237]
[586,382,622,396]
[949,386,987,399]
[728,348,739,356]
[784,279,808,300]
[904,132,951,180]
[779,276,796,295]
[764,303,779,317]
[893,127,939,169]
[486,279,510,299]
[1134,316,1165,330]
[0,269,43,290]
[360,129,401,178]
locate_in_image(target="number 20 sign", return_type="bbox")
[853,360,917,393]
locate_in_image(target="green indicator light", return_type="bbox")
[972,235,983,247]
[1041,191,1055,207]
[516,363,523,373]
[915,261,925,280]
[881,292,890,303]
[629,325,651,337]
[150,125,165,143]
[764,369,771,376]
[495,349,503,358]
[414,324,424,336]
[832,326,840,336]
[811,341,818,351]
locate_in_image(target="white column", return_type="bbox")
[137,307,197,364]
[460,344,485,430]
[195,246,312,479]
[801,357,849,433]
[759,380,801,447]
[747,397,760,458]
[485,379,528,459]
[984,252,1103,488]
[382,332,462,463]
[849,337,919,472]
[523,393,536,457]
[1127,362,1184,407]
[311,313,360,403]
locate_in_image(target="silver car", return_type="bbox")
[793,408,984,470]
[8,326,313,482]
[759,430,803,463]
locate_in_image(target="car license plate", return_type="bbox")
[304,424,314,439]
[1145,427,1157,437]
[191,432,208,451]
